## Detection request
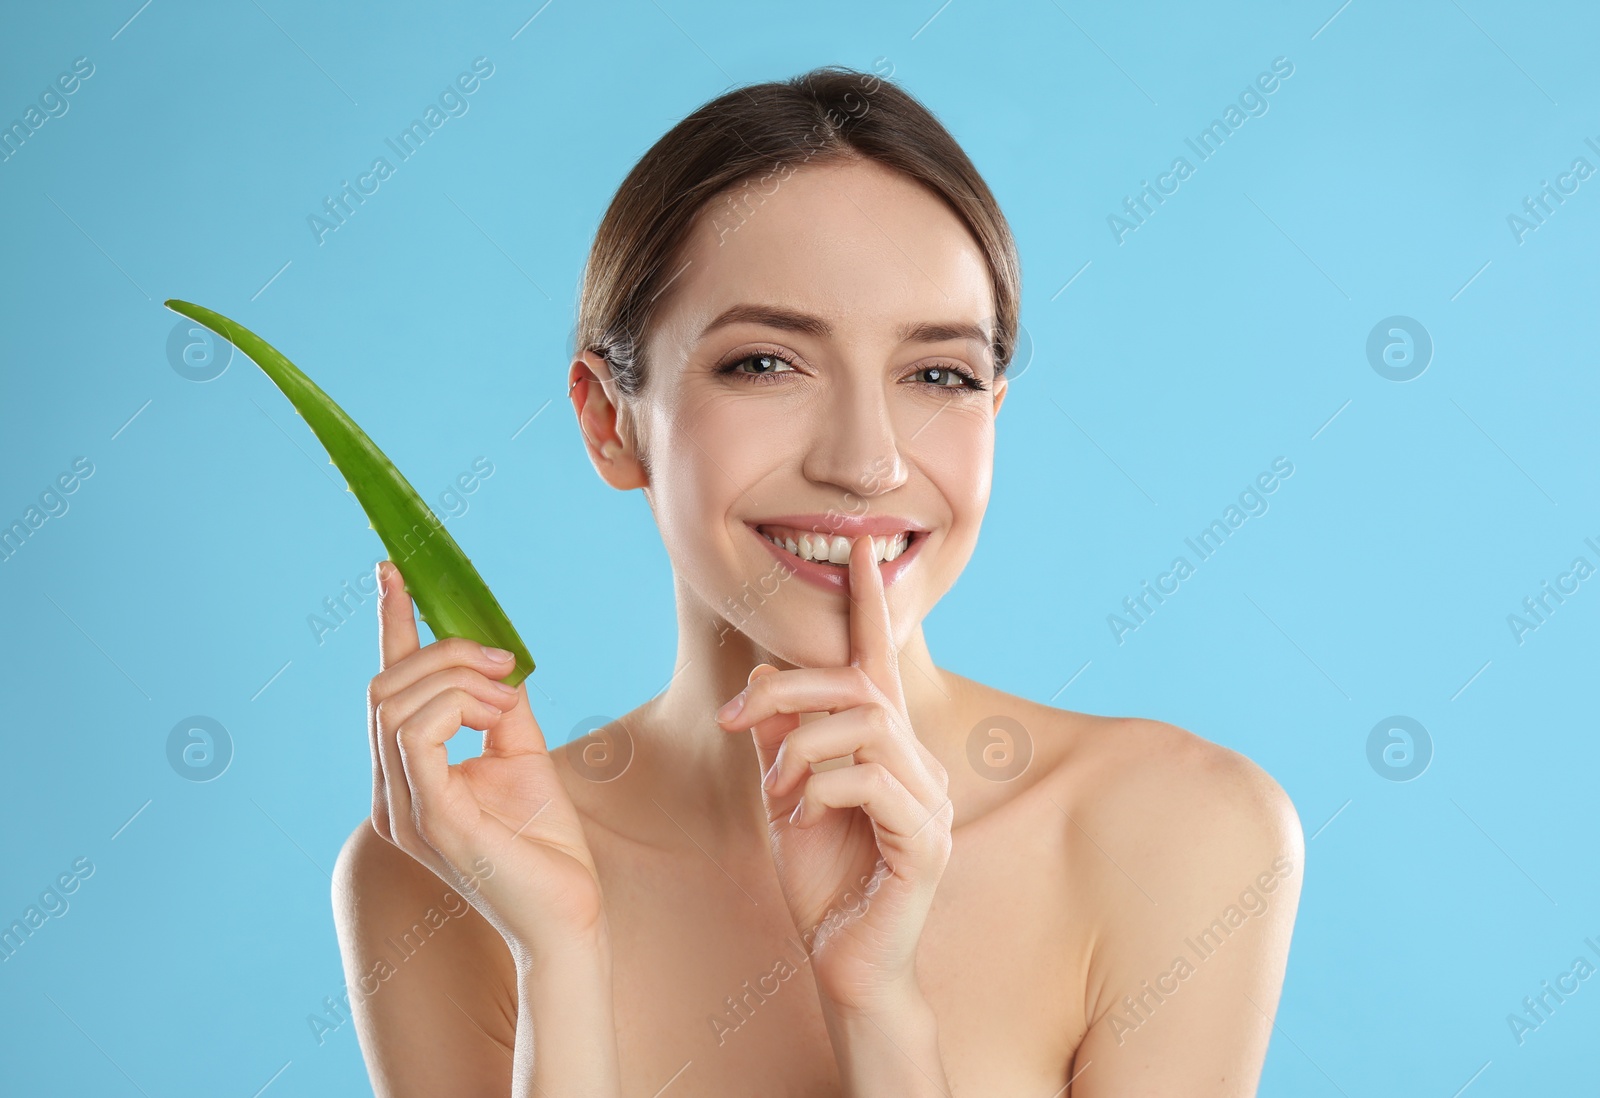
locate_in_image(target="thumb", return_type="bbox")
[482,682,549,759]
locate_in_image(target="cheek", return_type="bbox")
[912,407,994,517]
[647,398,768,560]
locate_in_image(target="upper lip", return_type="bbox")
[749,513,930,538]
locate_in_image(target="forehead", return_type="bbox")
[655,157,996,349]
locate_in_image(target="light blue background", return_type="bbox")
[2,1,1596,1094]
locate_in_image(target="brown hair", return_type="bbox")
[574,64,1021,444]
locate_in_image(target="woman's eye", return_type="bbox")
[726,353,795,376]
[917,365,977,388]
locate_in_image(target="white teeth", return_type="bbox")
[761,528,911,564]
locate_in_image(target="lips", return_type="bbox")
[744,519,927,592]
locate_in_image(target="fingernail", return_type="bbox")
[377,561,390,594]
[789,801,804,827]
[762,764,779,791]
[483,646,514,663]
[716,691,745,722]
[491,679,517,697]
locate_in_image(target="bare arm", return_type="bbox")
[332,819,520,1096]
[336,561,624,1095]
[818,985,952,1097]
[333,819,624,1097]
[1065,722,1304,1097]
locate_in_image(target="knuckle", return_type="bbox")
[447,664,486,692]
[867,703,892,736]
[397,718,434,756]
[745,675,774,710]
[447,686,481,713]
[851,665,875,696]
[770,739,793,773]
[440,636,481,664]
[374,697,392,730]
[867,761,895,791]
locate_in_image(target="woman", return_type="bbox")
[333,65,1303,1096]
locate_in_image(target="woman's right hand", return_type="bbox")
[366,558,605,964]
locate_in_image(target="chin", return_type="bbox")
[734,629,853,671]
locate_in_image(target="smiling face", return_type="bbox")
[603,155,1007,668]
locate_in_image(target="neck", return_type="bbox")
[637,572,961,847]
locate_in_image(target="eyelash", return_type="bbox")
[715,348,989,392]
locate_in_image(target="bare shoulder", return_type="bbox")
[331,819,517,1096]
[331,818,515,983]
[953,673,1304,924]
[1069,714,1302,854]
[1032,707,1304,904]
[939,672,1302,869]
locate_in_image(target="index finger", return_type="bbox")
[846,535,904,708]
[377,559,421,671]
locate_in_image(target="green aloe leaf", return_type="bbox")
[164,299,534,686]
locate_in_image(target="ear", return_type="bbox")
[569,351,649,490]
[991,372,1008,419]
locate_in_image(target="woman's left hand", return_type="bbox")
[716,535,954,1017]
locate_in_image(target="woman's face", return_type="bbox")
[628,155,1007,667]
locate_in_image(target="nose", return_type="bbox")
[799,372,909,500]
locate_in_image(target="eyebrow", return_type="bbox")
[698,303,993,355]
